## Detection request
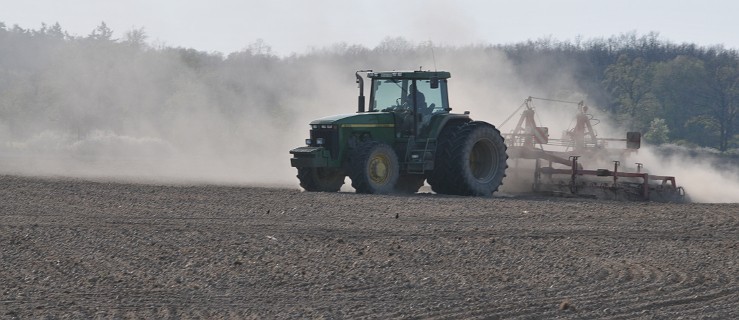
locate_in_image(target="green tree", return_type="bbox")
[652,56,712,145]
[703,52,738,151]
[644,118,670,144]
[603,55,659,130]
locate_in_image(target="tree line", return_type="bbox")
[0,22,737,154]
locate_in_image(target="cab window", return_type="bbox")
[416,79,447,113]
[371,79,406,111]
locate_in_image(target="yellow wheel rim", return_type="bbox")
[368,154,390,184]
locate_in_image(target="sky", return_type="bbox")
[2,0,737,55]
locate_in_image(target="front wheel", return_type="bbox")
[349,141,400,194]
[297,167,345,192]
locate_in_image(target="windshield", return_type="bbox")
[370,79,406,111]
[370,78,448,112]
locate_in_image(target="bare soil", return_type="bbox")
[0,175,737,319]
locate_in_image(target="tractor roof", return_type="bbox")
[367,70,451,80]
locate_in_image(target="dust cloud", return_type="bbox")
[0,32,736,203]
[637,146,739,203]
[0,36,537,188]
[0,38,356,187]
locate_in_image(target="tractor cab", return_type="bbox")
[363,71,451,138]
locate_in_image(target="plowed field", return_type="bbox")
[1,175,737,319]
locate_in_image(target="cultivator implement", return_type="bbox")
[502,97,686,202]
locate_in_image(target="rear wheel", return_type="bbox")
[350,142,400,194]
[426,122,464,192]
[297,167,344,192]
[429,121,508,196]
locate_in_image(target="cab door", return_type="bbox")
[413,79,447,139]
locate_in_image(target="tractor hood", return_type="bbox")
[310,112,395,126]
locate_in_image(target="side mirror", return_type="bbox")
[430,77,439,89]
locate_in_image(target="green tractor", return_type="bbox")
[289,70,508,196]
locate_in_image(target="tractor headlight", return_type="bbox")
[312,124,338,129]
[316,138,325,145]
[305,139,312,146]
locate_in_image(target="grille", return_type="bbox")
[310,129,339,160]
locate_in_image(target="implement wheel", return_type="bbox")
[350,141,399,194]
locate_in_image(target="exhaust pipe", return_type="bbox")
[355,70,371,113]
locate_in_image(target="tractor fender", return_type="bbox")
[466,120,499,132]
[429,114,471,140]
